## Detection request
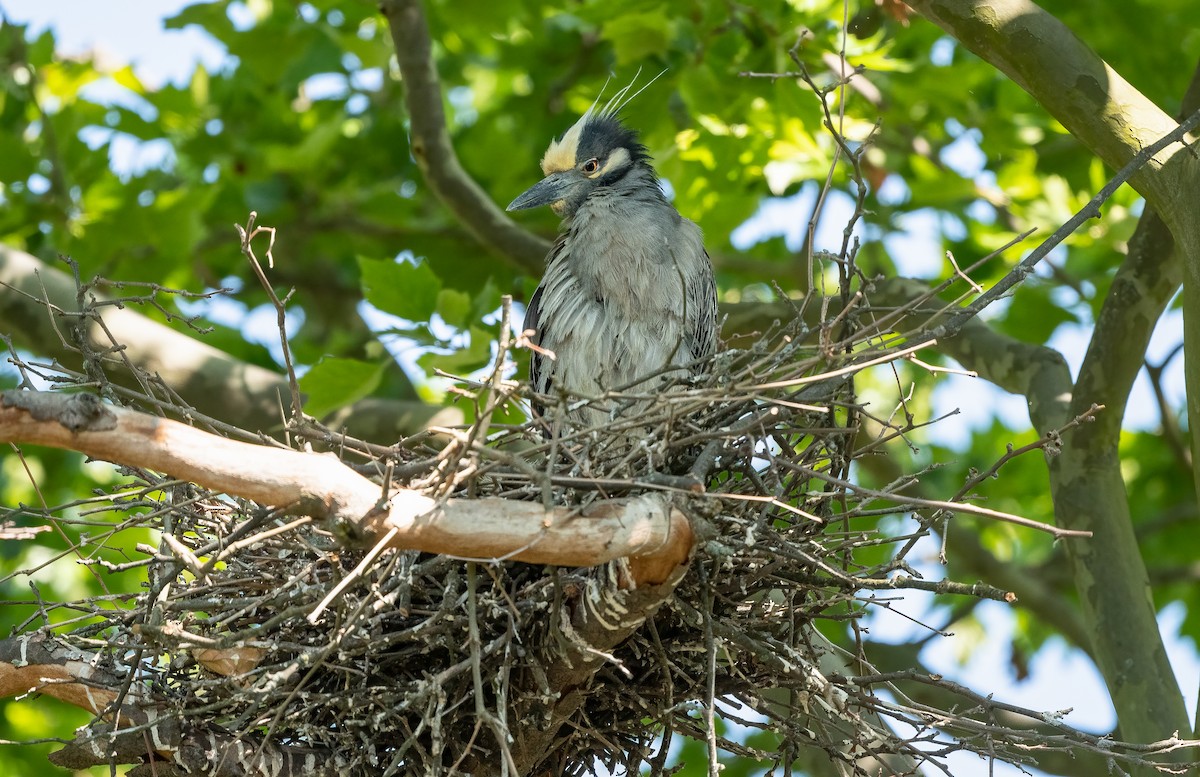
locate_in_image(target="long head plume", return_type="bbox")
[540,68,667,175]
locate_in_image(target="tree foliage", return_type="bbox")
[0,0,1197,775]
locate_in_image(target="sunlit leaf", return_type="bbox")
[358,255,442,322]
[298,355,386,418]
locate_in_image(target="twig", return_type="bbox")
[951,404,1105,501]
[235,212,304,423]
[945,250,983,294]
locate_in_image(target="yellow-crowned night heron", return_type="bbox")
[507,95,717,431]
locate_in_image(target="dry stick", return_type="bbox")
[794,464,1091,539]
[430,296,515,500]
[235,212,303,422]
[852,230,1036,348]
[30,359,293,448]
[306,526,400,624]
[699,561,720,777]
[467,563,519,776]
[951,404,1105,501]
[945,250,983,294]
[904,353,976,378]
[199,512,312,571]
[887,404,1108,565]
[748,339,933,391]
[251,560,395,770]
[848,669,1200,762]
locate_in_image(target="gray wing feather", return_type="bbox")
[525,283,548,400]
[524,236,567,418]
[686,250,718,365]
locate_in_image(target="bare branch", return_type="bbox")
[903,2,1200,752]
[379,0,550,274]
[0,390,692,582]
[236,212,304,422]
[0,635,351,777]
[917,108,1200,345]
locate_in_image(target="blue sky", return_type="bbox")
[1,3,1195,775]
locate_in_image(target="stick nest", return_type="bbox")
[4,282,1030,777]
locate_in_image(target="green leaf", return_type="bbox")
[995,283,1079,344]
[601,11,671,64]
[0,132,35,181]
[471,278,503,323]
[110,65,146,95]
[418,326,494,375]
[262,120,343,173]
[298,356,386,419]
[358,256,442,322]
[164,1,229,34]
[436,288,472,329]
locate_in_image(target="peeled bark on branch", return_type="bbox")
[0,390,693,586]
[0,389,697,773]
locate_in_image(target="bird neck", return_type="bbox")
[567,162,665,218]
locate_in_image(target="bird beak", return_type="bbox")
[506,172,574,212]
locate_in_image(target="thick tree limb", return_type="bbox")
[0,384,693,775]
[380,0,550,275]
[1043,65,1200,752]
[0,633,126,717]
[908,0,1200,554]
[907,1,1200,753]
[0,390,693,584]
[0,246,462,440]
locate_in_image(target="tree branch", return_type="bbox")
[865,641,1111,777]
[904,2,1200,752]
[869,277,1074,431]
[0,246,461,441]
[0,390,693,584]
[721,275,1075,431]
[379,0,550,274]
[1042,61,1200,752]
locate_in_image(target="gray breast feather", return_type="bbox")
[525,196,716,424]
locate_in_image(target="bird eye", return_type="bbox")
[582,158,600,174]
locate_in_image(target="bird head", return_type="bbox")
[507,86,654,218]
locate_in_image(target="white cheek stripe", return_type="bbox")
[596,147,630,177]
